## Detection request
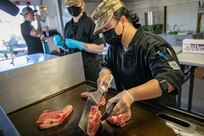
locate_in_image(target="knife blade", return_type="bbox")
[78,97,96,134]
[78,75,113,134]
[89,85,105,105]
[89,75,113,105]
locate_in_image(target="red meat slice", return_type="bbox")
[107,109,131,127]
[80,92,106,106]
[80,91,91,98]
[36,105,73,129]
[87,106,102,136]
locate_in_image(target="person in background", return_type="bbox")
[53,0,105,82]
[91,0,184,116]
[43,26,50,37]
[20,6,45,55]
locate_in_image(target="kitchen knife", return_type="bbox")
[101,103,116,135]
[78,98,95,134]
[101,102,116,121]
[89,75,113,105]
[0,127,4,136]
[78,75,113,134]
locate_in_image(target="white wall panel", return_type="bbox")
[125,0,201,33]
[14,0,201,34]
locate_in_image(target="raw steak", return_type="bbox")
[36,105,73,129]
[107,109,131,127]
[80,92,106,106]
[87,106,101,136]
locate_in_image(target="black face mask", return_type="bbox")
[102,21,123,45]
[67,6,82,17]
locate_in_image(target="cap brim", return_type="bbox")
[93,12,113,34]
[20,13,27,16]
[65,4,77,7]
[65,2,81,7]
[20,10,38,16]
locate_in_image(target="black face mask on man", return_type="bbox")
[67,6,82,17]
[103,21,123,46]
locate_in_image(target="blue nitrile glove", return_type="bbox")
[53,35,64,47]
[65,38,83,51]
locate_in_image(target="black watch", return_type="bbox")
[159,80,169,95]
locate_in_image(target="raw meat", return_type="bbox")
[107,110,131,127]
[80,92,106,106]
[87,106,102,136]
[36,105,73,129]
[80,91,91,98]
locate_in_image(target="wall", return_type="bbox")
[10,0,41,6]
[42,0,58,30]
[42,0,62,34]
[81,0,202,33]
[125,0,202,33]
[10,0,63,35]
[164,1,198,33]
[202,15,204,32]
[13,0,203,34]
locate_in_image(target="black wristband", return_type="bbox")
[159,80,169,95]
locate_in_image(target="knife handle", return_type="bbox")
[101,103,116,121]
[101,74,113,93]
[109,74,113,84]
[0,127,4,136]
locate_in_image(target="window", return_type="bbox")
[0,5,38,61]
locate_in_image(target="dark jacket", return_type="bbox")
[102,25,184,107]
[64,14,104,82]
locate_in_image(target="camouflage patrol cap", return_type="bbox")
[64,0,82,7]
[91,0,124,34]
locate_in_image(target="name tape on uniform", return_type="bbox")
[168,61,180,70]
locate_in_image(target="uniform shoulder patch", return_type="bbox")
[168,61,180,70]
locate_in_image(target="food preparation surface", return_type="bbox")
[8,83,204,136]
[0,53,58,72]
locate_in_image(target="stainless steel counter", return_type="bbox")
[0,53,85,113]
[0,53,58,72]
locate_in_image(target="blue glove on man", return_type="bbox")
[65,38,83,51]
[53,35,64,47]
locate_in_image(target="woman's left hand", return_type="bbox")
[106,90,134,116]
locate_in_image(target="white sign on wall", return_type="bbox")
[182,39,204,54]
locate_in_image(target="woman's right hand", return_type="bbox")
[97,68,112,90]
